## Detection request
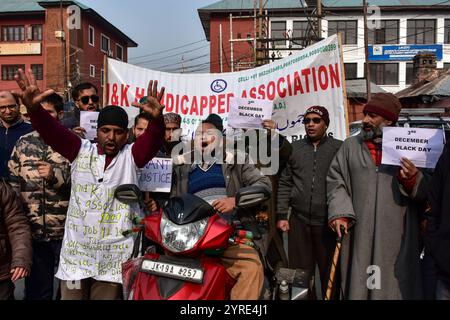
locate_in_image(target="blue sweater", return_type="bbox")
[188,164,227,203]
[0,120,33,178]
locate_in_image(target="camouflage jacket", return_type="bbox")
[8,131,71,241]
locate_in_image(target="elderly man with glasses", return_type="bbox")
[0,91,33,178]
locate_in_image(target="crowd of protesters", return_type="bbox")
[1,68,450,301]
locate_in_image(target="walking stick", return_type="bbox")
[325,226,345,300]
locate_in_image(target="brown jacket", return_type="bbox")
[0,179,32,281]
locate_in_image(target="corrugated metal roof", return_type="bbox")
[322,0,450,7]
[0,0,88,13]
[396,69,450,98]
[346,79,387,98]
[199,0,307,11]
[200,0,450,11]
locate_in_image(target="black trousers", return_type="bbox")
[288,214,337,299]
[25,240,62,300]
[0,280,14,300]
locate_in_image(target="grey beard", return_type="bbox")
[362,125,384,142]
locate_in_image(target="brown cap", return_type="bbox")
[363,93,402,123]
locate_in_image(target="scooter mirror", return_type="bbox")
[235,186,271,209]
[114,184,143,205]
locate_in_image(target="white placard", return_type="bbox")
[138,157,173,192]
[382,127,445,169]
[79,111,99,141]
[228,97,273,129]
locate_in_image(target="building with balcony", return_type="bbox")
[0,0,137,101]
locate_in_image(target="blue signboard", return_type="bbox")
[368,44,443,61]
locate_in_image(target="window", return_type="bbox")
[31,64,43,80]
[2,26,25,41]
[88,26,95,46]
[344,63,358,79]
[367,63,399,85]
[293,21,310,46]
[31,25,42,41]
[407,19,436,44]
[368,20,399,44]
[328,20,357,45]
[101,34,110,53]
[271,21,287,47]
[90,65,95,78]
[1,65,25,81]
[116,44,124,61]
[406,63,414,85]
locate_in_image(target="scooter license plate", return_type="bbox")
[141,259,204,284]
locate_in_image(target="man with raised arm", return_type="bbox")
[15,69,165,300]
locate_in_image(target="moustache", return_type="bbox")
[363,123,374,130]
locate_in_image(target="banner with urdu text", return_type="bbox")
[107,35,347,141]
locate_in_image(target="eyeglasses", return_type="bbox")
[302,118,322,124]
[78,95,100,105]
[0,104,18,112]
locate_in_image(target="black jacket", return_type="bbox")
[277,135,342,226]
[60,107,80,130]
[426,143,450,284]
[0,119,33,178]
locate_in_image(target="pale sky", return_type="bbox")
[81,0,217,72]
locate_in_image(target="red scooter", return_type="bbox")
[115,185,270,300]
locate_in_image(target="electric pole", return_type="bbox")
[60,0,68,100]
[364,0,372,101]
[317,0,322,39]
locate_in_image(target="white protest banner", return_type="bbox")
[382,127,445,169]
[138,158,173,192]
[228,97,273,129]
[119,106,140,128]
[79,111,99,141]
[107,35,347,141]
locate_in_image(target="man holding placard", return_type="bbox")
[14,69,165,300]
[327,93,427,300]
[62,83,100,139]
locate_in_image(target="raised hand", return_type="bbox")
[132,80,165,119]
[14,69,54,114]
[262,119,277,130]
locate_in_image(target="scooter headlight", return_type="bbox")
[160,214,209,253]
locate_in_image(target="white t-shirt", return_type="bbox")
[56,140,141,284]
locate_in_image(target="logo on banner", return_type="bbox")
[211,79,227,93]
